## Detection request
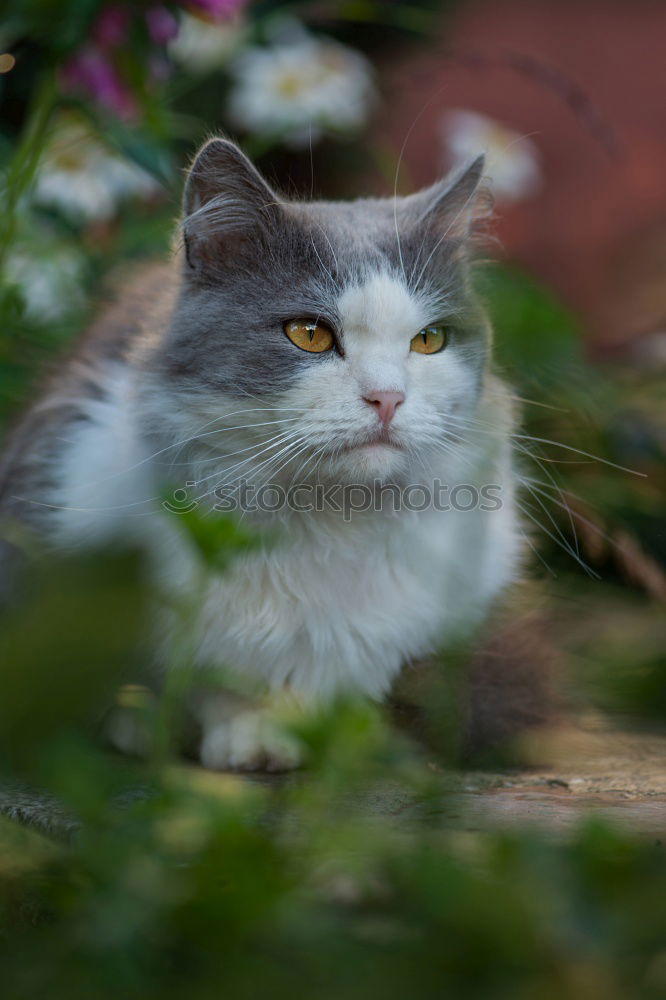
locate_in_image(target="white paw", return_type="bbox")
[199,710,302,773]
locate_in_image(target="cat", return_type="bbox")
[0,138,522,771]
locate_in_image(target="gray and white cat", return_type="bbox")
[0,138,522,770]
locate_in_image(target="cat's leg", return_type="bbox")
[192,688,305,773]
[103,686,159,758]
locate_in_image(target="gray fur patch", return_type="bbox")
[157,140,489,398]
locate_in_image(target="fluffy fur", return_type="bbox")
[0,139,523,770]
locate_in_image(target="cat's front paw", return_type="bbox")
[199,709,302,773]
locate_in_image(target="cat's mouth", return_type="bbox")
[338,429,404,453]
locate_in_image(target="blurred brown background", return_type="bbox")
[374,0,666,362]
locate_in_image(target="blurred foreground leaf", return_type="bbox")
[0,548,149,776]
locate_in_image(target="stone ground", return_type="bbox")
[366,713,666,838]
[454,723,666,836]
[231,711,666,842]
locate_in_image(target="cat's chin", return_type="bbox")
[325,442,411,484]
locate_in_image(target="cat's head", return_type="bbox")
[154,138,492,491]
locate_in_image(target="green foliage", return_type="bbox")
[1,554,666,999]
[565,585,666,727]
[4,0,101,54]
[479,264,586,390]
[480,266,665,581]
[170,505,261,572]
[0,549,149,777]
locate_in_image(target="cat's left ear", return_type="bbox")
[407,155,490,239]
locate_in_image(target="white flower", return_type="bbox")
[34,117,161,223]
[440,110,541,202]
[227,30,375,146]
[169,11,245,73]
[7,243,86,322]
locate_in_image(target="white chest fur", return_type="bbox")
[193,489,519,701]
[49,365,520,705]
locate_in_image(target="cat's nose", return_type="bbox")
[363,390,405,427]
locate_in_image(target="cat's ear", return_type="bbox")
[181,138,282,271]
[408,155,490,239]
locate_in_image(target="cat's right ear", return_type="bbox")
[409,155,490,239]
[181,138,281,272]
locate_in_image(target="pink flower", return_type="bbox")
[61,48,137,120]
[93,4,131,48]
[184,0,248,21]
[146,6,179,45]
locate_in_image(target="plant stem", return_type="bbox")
[0,70,58,279]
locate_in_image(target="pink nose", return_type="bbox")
[363,390,405,427]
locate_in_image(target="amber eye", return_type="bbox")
[284,319,335,353]
[410,325,448,355]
